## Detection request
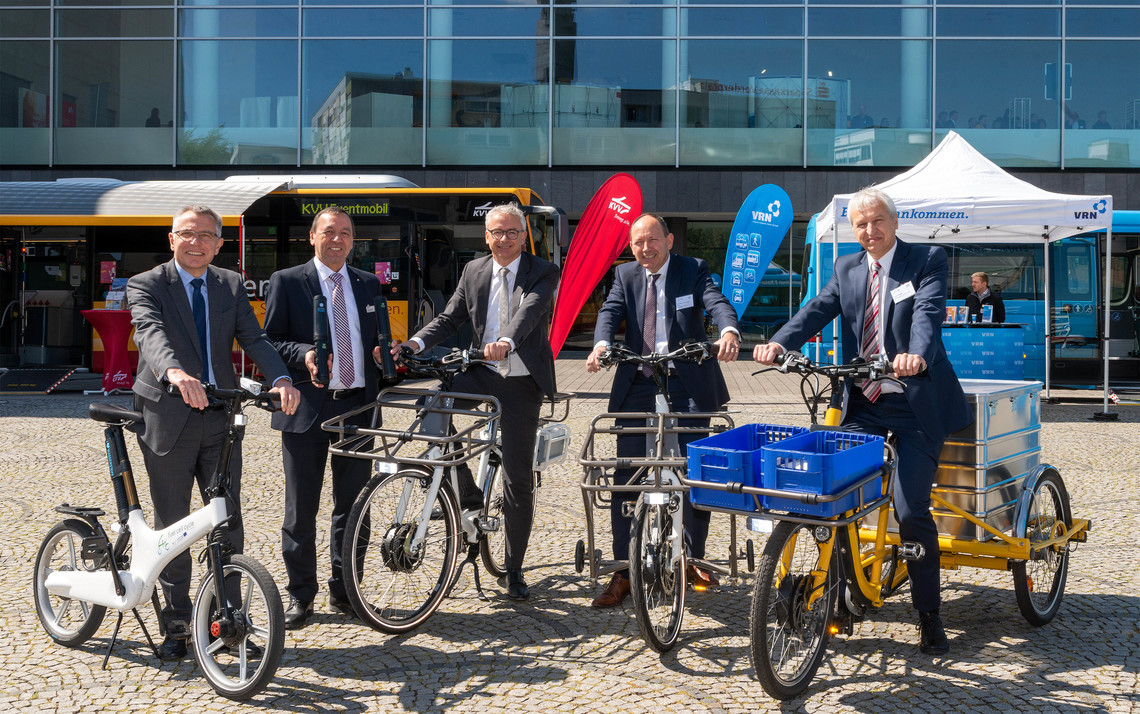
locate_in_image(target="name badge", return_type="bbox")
[891,282,915,303]
[365,304,376,313]
[676,294,695,310]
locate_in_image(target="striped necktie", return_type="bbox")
[497,267,511,376]
[641,273,658,377]
[860,261,882,402]
[330,272,354,387]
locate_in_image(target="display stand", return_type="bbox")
[81,309,135,395]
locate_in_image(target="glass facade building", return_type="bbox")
[4,0,1140,175]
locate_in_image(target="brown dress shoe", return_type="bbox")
[687,564,720,591]
[591,573,631,608]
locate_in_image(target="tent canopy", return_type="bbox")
[816,131,1112,243]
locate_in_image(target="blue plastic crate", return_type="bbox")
[760,430,886,517]
[687,424,809,512]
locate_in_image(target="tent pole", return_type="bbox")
[831,211,839,365]
[1094,227,1118,420]
[1044,241,1051,400]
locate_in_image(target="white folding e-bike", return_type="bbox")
[31,379,286,701]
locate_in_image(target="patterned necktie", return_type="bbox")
[860,261,882,402]
[497,267,511,376]
[190,277,209,382]
[330,272,354,387]
[642,273,658,377]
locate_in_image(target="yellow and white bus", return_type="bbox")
[0,175,565,372]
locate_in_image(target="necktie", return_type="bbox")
[497,267,511,377]
[330,272,355,387]
[641,273,658,377]
[860,261,882,402]
[190,277,210,382]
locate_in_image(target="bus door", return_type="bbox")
[0,227,19,367]
[1107,237,1140,382]
[1049,239,1100,382]
[16,226,87,366]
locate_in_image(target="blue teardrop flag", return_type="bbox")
[724,184,793,319]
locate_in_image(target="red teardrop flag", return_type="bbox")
[549,173,643,357]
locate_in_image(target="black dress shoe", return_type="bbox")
[506,569,529,600]
[918,610,950,655]
[157,635,187,661]
[284,596,314,630]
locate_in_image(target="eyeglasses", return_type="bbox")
[173,229,220,242]
[487,228,523,240]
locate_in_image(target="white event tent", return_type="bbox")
[815,131,1116,410]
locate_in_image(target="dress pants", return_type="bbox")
[611,373,711,575]
[139,408,239,633]
[281,390,371,603]
[842,389,944,613]
[451,366,543,571]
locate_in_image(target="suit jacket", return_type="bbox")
[769,239,973,441]
[264,260,384,433]
[127,260,289,456]
[594,254,737,412]
[966,290,1006,324]
[412,252,559,398]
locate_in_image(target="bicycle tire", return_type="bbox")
[32,519,108,647]
[341,469,461,634]
[628,501,686,653]
[478,457,508,577]
[191,554,284,701]
[750,520,837,700]
[1012,470,1072,626]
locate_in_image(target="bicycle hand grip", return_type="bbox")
[373,296,397,381]
[313,295,330,386]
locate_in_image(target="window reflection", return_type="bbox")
[1,39,50,164]
[303,40,423,165]
[179,39,297,164]
[56,40,173,164]
[1065,40,1140,168]
[935,39,1059,166]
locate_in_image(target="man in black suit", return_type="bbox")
[754,187,973,655]
[264,206,385,629]
[127,205,299,660]
[394,203,559,601]
[966,271,1005,323]
[586,213,740,608]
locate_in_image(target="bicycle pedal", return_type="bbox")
[475,515,501,533]
[899,541,926,561]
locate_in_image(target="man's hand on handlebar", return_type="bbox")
[892,352,927,377]
[753,342,785,365]
[586,343,607,373]
[484,339,511,363]
[270,378,300,416]
[165,367,210,410]
[714,331,740,362]
[390,341,416,359]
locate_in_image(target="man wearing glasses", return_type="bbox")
[127,205,299,660]
[393,203,559,601]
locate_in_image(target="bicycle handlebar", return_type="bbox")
[772,351,899,385]
[165,378,283,412]
[597,341,714,371]
[394,346,492,382]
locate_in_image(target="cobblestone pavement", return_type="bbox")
[1,361,1137,712]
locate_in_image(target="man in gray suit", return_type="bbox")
[127,205,299,660]
[393,203,559,601]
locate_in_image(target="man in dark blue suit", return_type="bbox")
[754,187,973,655]
[586,213,740,608]
[264,206,385,629]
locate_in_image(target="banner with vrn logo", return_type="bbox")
[725,184,793,319]
[549,173,642,357]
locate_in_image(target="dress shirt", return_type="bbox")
[486,254,529,377]
[313,258,365,390]
[864,244,903,395]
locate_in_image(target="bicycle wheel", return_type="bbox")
[1012,470,1072,626]
[342,469,461,634]
[191,554,284,701]
[32,519,108,647]
[750,520,838,700]
[628,501,686,653]
[478,456,508,577]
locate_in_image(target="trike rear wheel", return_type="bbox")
[628,501,686,653]
[750,520,837,700]
[1012,470,1072,626]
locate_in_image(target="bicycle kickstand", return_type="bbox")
[450,543,490,601]
[101,593,164,668]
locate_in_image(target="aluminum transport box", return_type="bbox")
[866,379,1043,541]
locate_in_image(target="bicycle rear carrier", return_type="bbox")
[323,385,500,468]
